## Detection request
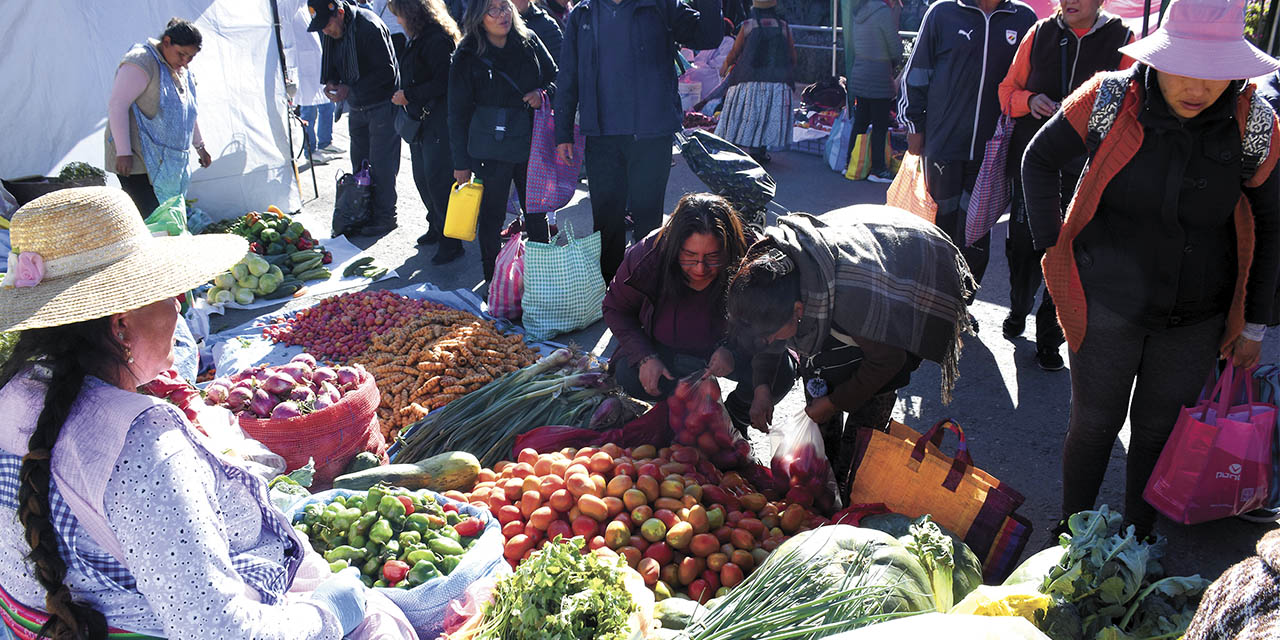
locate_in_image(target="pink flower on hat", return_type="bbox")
[12,252,44,288]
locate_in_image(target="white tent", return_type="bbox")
[0,1,300,219]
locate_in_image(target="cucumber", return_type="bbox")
[332,451,481,492]
[262,283,302,300]
[263,253,291,265]
[294,267,331,281]
[289,250,324,264]
[291,257,323,274]
[361,267,388,280]
[342,256,375,277]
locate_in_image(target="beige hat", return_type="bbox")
[0,187,246,332]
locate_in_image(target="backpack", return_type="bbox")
[1083,69,1274,179]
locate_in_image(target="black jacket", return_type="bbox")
[522,3,564,68]
[1008,13,1131,174]
[898,0,1037,161]
[1023,65,1280,329]
[319,3,400,107]
[399,24,455,143]
[448,33,557,169]
[554,0,723,143]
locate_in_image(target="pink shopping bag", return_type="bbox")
[1144,365,1276,524]
[508,91,584,215]
[487,226,525,319]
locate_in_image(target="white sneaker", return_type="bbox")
[320,144,345,154]
[306,151,332,166]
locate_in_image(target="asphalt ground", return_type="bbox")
[211,122,1280,583]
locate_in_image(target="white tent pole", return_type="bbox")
[832,0,839,77]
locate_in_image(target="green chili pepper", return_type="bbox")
[373,579,388,589]
[436,524,461,543]
[404,513,432,535]
[320,526,347,549]
[348,533,367,549]
[444,512,462,526]
[428,537,465,557]
[406,560,440,586]
[353,511,379,536]
[369,519,394,545]
[378,495,407,526]
[323,545,367,563]
[321,504,342,523]
[438,554,461,575]
[405,549,436,565]
[332,507,363,532]
[302,504,324,527]
[345,496,364,512]
[361,556,382,578]
[398,531,422,547]
[380,540,401,561]
[364,488,386,514]
[328,560,349,573]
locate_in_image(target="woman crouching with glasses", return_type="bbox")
[603,193,796,434]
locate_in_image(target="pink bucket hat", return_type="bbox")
[1119,0,1280,80]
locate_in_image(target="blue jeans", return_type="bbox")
[300,102,335,152]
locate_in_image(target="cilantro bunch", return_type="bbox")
[477,536,637,640]
[1039,506,1209,640]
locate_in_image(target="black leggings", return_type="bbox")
[852,96,893,173]
[1062,303,1224,536]
[116,172,158,218]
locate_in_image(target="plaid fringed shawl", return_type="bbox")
[766,207,976,402]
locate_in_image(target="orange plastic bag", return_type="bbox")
[885,152,937,224]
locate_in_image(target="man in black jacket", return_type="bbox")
[554,0,723,282]
[898,0,1035,289]
[310,0,402,236]
[516,0,563,67]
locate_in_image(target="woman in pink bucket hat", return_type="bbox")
[1021,0,1280,541]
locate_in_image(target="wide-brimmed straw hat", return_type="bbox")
[1119,0,1280,81]
[0,187,246,333]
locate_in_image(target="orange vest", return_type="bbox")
[1042,74,1280,352]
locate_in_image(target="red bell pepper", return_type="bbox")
[396,495,415,516]
[382,560,410,586]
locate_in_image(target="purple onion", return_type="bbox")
[335,366,360,388]
[225,386,253,411]
[271,401,302,420]
[313,394,334,411]
[290,386,316,405]
[277,361,313,382]
[262,372,296,396]
[319,381,341,402]
[204,382,230,405]
[312,367,337,384]
[290,353,317,368]
[250,388,276,418]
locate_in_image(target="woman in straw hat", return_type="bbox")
[0,188,416,639]
[1022,0,1280,539]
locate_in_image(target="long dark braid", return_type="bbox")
[1,319,127,640]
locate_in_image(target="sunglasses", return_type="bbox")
[677,255,723,269]
[486,4,513,17]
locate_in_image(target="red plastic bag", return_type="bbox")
[512,400,672,457]
[770,409,842,514]
[667,370,753,471]
[1144,365,1276,524]
[487,229,525,319]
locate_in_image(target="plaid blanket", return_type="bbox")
[766,208,976,402]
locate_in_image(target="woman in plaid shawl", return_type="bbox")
[726,205,975,493]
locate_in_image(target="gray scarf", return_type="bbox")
[765,207,977,403]
[320,3,362,86]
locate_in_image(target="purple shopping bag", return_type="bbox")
[507,92,584,215]
[965,114,1013,247]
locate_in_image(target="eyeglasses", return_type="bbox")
[486,4,513,17]
[677,255,723,269]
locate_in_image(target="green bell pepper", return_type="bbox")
[378,495,407,526]
[404,513,432,535]
[405,549,436,566]
[438,554,461,575]
[428,537,465,557]
[435,524,461,543]
[406,560,440,586]
[332,507,363,532]
[379,540,401,561]
[328,560,349,573]
[353,511,379,537]
[323,545,367,563]
[302,504,324,527]
[398,531,422,547]
[369,518,394,545]
[364,488,386,514]
[361,556,382,578]
[444,512,462,526]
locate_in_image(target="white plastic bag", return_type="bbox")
[194,404,287,478]
[770,409,841,514]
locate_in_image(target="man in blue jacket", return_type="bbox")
[554,0,723,282]
[898,0,1035,291]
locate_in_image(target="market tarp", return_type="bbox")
[0,1,300,218]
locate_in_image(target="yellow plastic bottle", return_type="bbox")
[444,178,484,242]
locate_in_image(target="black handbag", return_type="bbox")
[394,105,428,144]
[468,56,534,161]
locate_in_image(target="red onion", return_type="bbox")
[271,401,302,419]
[290,353,317,368]
[250,389,276,418]
[225,386,253,411]
[277,361,312,383]
[312,367,337,384]
[335,366,359,389]
[319,381,340,403]
[290,386,316,405]
[204,382,229,405]
[262,372,296,396]
[313,394,334,411]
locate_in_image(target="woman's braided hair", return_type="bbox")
[0,318,128,640]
